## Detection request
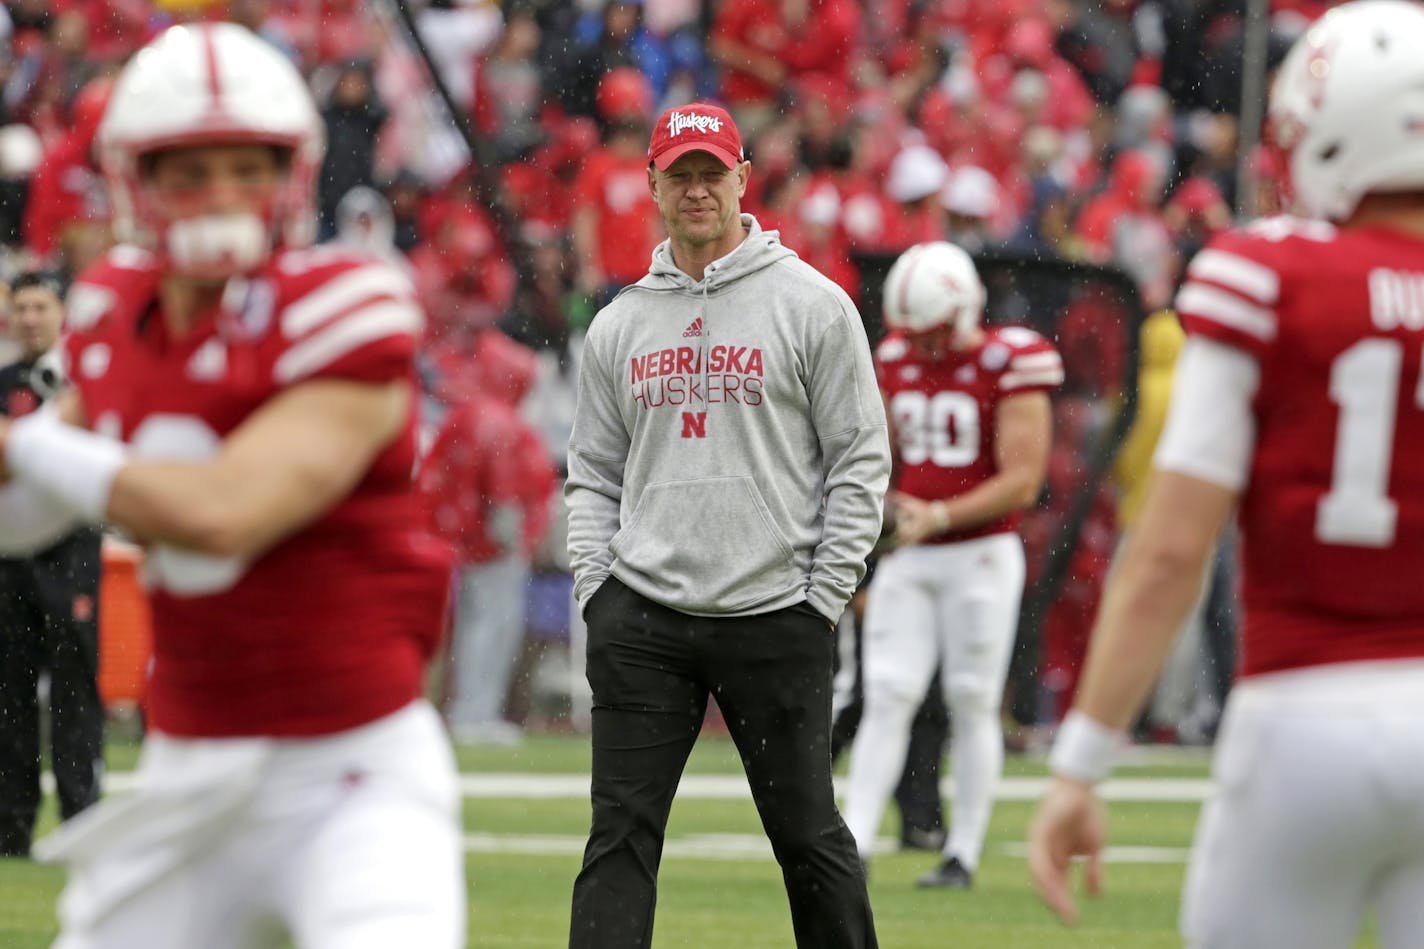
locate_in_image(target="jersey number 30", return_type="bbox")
[891,391,980,467]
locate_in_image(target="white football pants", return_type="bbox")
[1182,659,1424,949]
[39,700,465,949]
[842,533,1024,868]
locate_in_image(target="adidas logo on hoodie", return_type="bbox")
[683,317,704,338]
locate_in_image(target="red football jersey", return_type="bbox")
[417,395,556,565]
[876,325,1063,543]
[62,245,451,738]
[571,149,662,286]
[1175,217,1424,677]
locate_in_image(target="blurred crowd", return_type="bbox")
[0,0,1319,737]
[0,0,1323,323]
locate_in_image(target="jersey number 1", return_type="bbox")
[1317,338,1421,547]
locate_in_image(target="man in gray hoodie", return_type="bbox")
[566,102,890,949]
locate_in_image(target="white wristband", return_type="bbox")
[0,479,81,555]
[932,501,952,533]
[6,412,127,521]
[1048,710,1124,785]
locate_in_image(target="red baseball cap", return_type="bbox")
[648,103,744,171]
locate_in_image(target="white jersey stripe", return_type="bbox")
[1186,249,1280,304]
[1008,352,1064,371]
[1175,282,1278,342]
[107,245,157,270]
[274,301,424,383]
[1000,368,1065,390]
[281,266,415,338]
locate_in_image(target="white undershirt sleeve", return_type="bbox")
[1151,336,1260,491]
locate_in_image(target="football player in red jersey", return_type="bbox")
[0,24,464,948]
[843,241,1062,887]
[1029,3,1424,945]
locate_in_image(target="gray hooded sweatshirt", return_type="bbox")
[566,214,890,622]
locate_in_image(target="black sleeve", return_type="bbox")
[0,361,38,418]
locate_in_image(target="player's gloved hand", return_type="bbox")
[891,491,950,546]
[1027,775,1106,925]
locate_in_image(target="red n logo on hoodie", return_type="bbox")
[680,411,707,438]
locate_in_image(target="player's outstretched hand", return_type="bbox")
[1027,775,1107,925]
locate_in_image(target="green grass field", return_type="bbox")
[0,734,1380,948]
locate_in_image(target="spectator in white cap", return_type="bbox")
[886,143,948,203]
[883,143,949,250]
[941,165,1002,253]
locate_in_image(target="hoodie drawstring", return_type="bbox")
[701,277,710,414]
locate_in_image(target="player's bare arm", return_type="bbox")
[895,390,1051,545]
[1027,469,1236,924]
[1071,472,1236,729]
[106,378,409,560]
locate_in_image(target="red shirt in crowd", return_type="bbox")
[571,147,661,288]
[418,332,555,566]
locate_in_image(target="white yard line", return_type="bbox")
[84,772,1214,801]
[48,772,1203,865]
[454,773,1217,803]
[461,833,1192,864]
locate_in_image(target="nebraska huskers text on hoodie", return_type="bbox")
[566,215,891,622]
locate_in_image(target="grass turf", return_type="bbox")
[0,733,1380,948]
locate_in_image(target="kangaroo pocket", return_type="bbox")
[611,476,799,612]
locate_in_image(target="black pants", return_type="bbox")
[570,578,877,949]
[896,686,948,836]
[1202,532,1240,709]
[0,529,104,856]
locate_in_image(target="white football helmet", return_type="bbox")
[1269,0,1424,221]
[97,23,324,277]
[882,241,986,339]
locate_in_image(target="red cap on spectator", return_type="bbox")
[1169,176,1225,216]
[597,67,655,123]
[648,103,743,171]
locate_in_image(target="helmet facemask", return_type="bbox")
[128,144,307,282]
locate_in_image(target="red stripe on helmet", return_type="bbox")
[201,26,224,107]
